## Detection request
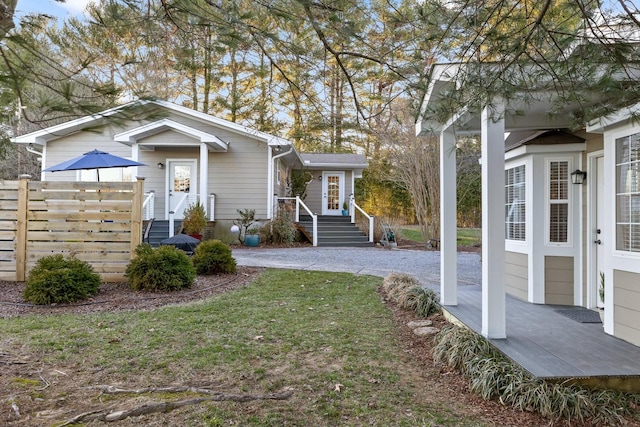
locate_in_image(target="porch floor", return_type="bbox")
[441,281,640,391]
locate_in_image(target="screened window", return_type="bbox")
[549,161,569,243]
[616,132,640,252]
[505,165,526,241]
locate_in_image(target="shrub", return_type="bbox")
[126,244,195,291]
[192,239,237,275]
[24,254,100,305]
[264,214,297,245]
[397,286,440,317]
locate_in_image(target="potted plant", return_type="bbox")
[244,226,260,247]
[342,200,349,216]
[182,202,207,240]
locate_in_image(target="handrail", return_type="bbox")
[350,196,374,243]
[296,196,317,247]
[142,191,155,220]
[168,193,190,237]
[209,194,215,221]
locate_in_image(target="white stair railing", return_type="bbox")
[296,196,317,247]
[209,194,215,221]
[350,195,374,243]
[142,191,155,220]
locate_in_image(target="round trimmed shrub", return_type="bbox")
[126,243,195,291]
[192,239,237,275]
[24,254,100,305]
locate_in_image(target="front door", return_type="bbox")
[167,160,197,219]
[595,155,605,308]
[322,172,345,215]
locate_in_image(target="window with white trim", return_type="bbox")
[505,165,526,241]
[548,160,569,243]
[616,132,640,252]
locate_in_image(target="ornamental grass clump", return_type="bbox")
[23,254,100,305]
[192,239,237,275]
[382,272,422,301]
[433,324,640,425]
[397,286,440,317]
[126,244,195,291]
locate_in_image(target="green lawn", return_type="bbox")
[398,226,481,247]
[0,269,484,426]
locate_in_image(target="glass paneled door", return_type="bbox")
[322,172,345,215]
[167,160,197,219]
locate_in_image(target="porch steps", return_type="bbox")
[143,219,181,246]
[297,215,372,247]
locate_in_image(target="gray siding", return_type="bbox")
[545,256,574,305]
[614,269,640,347]
[43,130,132,181]
[505,251,528,301]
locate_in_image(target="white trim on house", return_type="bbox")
[587,150,604,310]
[114,119,229,152]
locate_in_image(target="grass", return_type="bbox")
[0,269,482,426]
[398,226,481,247]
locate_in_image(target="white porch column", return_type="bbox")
[481,101,506,339]
[132,143,140,178]
[440,128,457,305]
[199,143,208,215]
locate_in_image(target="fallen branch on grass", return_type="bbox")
[58,389,293,425]
[89,384,225,395]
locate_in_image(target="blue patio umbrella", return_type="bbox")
[44,149,146,181]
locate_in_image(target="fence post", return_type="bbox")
[131,178,144,254]
[16,175,30,281]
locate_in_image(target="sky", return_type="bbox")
[16,0,95,20]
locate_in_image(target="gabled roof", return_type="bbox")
[300,153,368,169]
[113,119,228,152]
[12,100,293,148]
[505,130,585,152]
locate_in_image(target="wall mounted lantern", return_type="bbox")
[571,169,587,185]
[157,162,164,169]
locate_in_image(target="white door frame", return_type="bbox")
[586,151,604,309]
[322,171,345,216]
[165,158,198,219]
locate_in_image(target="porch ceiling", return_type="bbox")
[114,119,228,152]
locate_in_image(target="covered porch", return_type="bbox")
[439,278,640,392]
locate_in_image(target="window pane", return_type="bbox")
[505,165,526,241]
[616,132,640,252]
[548,161,569,243]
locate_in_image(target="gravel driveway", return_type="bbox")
[232,246,482,286]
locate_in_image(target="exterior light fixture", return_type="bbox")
[571,169,586,185]
[318,175,322,181]
[157,162,164,169]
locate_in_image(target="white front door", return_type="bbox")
[322,172,345,216]
[595,156,605,308]
[167,160,197,219]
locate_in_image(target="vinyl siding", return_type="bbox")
[505,251,528,301]
[545,256,574,305]
[43,130,132,181]
[614,269,640,347]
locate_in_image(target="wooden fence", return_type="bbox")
[0,177,144,282]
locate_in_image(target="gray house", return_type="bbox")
[13,100,370,244]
